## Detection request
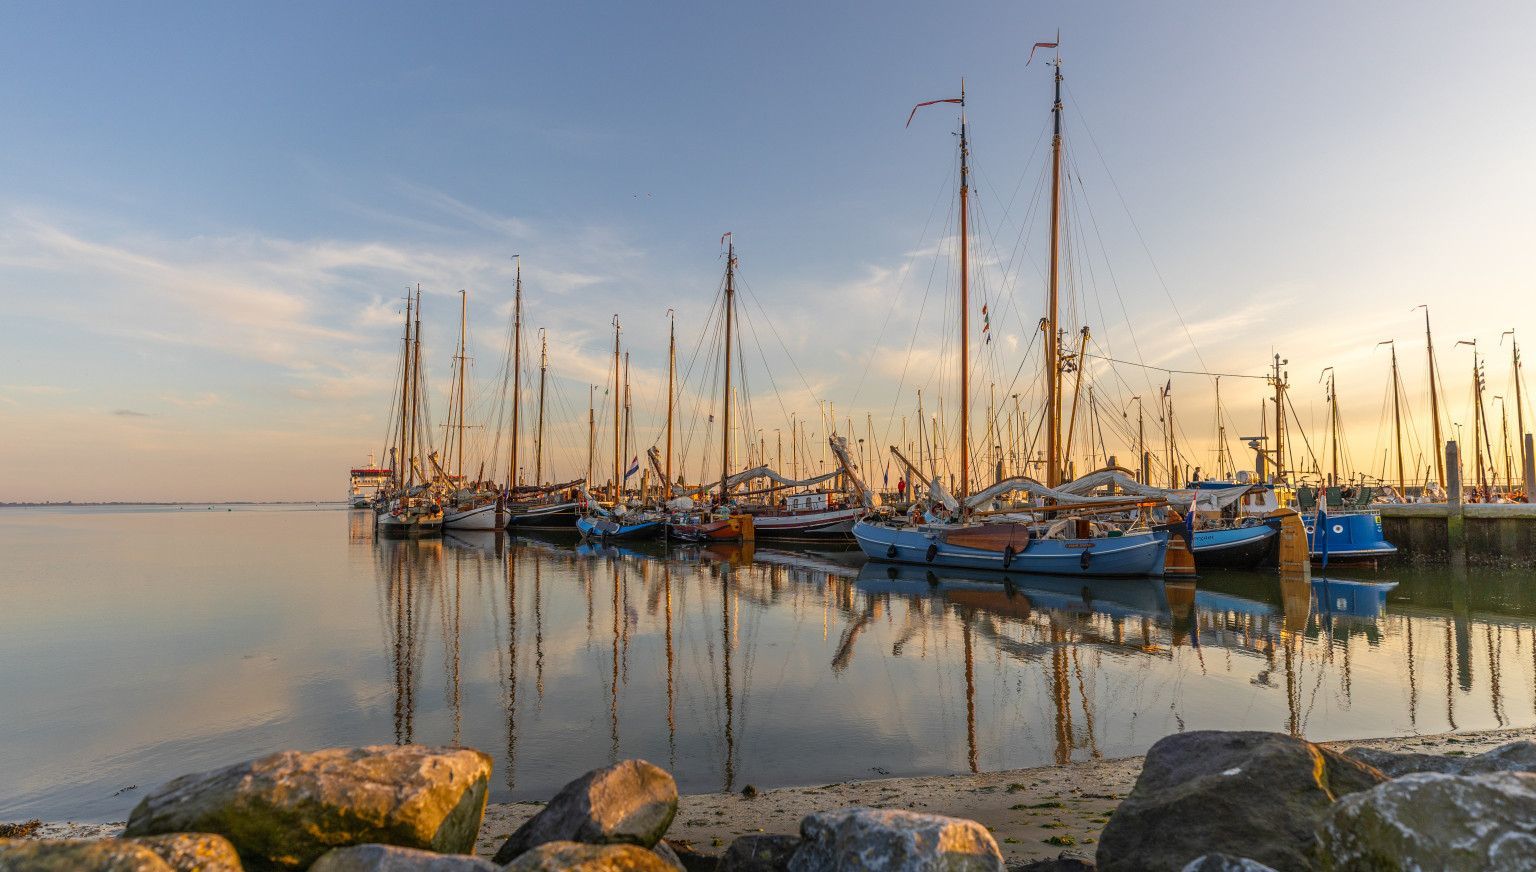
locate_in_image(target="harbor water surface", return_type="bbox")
[4,504,1536,822]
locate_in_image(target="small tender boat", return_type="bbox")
[1305,511,1396,565]
[576,513,664,540]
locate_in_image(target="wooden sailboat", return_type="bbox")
[504,325,584,529]
[577,315,663,539]
[378,286,445,538]
[850,57,1170,577]
[442,290,501,530]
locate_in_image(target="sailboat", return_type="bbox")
[501,269,584,529]
[850,56,1170,577]
[441,290,501,530]
[577,315,664,540]
[378,286,445,538]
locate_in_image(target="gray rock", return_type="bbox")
[1013,851,1094,871]
[653,840,686,871]
[492,760,678,864]
[1012,850,1094,871]
[1179,856,1276,872]
[310,844,500,871]
[1344,739,1536,777]
[789,807,1003,872]
[661,839,719,872]
[1095,731,1384,872]
[720,834,799,871]
[0,838,174,871]
[128,834,244,871]
[123,745,492,871]
[1318,771,1536,871]
[502,840,678,871]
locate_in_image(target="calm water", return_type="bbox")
[4,505,1536,822]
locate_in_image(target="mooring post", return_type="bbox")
[1446,440,1465,563]
[1524,433,1534,502]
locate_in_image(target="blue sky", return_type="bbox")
[3,1,1535,500]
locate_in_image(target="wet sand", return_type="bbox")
[23,726,1536,867]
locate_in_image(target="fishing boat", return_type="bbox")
[850,56,1171,578]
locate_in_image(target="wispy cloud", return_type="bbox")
[111,408,151,417]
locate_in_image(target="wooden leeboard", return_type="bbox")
[1269,508,1310,574]
[942,522,1031,552]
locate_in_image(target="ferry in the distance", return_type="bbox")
[347,455,392,508]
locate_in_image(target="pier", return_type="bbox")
[1380,436,1536,566]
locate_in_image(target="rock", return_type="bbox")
[1318,771,1536,871]
[129,834,244,871]
[502,841,678,871]
[1179,856,1276,872]
[309,844,501,870]
[1095,731,1384,872]
[661,839,719,872]
[492,760,677,864]
[789,807,1003,872]
[0,838,174,871]
[123,745,492,871]
[719,834,800,871]
[653,840,686,871]
[1344,740,1536,777]
[1013,851,1095,871]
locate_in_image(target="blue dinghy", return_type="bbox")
[851,518,1169,578]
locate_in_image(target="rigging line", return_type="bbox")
[1284,390,1323,479]
[878,187,958,446]
[848,157,957,410]
[1082,353,1268,380]
[736,275,823,411]
[1065,85,1213,375]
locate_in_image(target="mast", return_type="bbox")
[587,385,595,490]
[398,289,413,490]
[958,82,972,499]
[509,259,523,489]
[1322,368,1339,486]
[408,286,423,487]
[623,351,632,497]
[1383,341,1406,493]
[535,329,547,486]
[1271,354,1288,484]
[1507,331,1526,489]
[720,240,736,501]
[612,316,622,501]
[665,310,676,498]
[455,290,467,482]
[1062,326,1089,478]
[1420,306,1445,488]
[1045,54,1065,487]
[1214,377,1226,478]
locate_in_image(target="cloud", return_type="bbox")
[111,408,151,417]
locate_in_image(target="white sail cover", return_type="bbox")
[961,466,1252,512]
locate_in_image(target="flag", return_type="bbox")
[883,464,890,487]
[1316,497,1330,568]
[1026,38,1059,66]
[624,456,640,480]
[1183,492,1197,542]
[906,97,963,128]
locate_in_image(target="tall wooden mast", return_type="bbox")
[623,351,632,496]
[509,259,523,489]
[587,385,595,490]
[1506,330,1526,486]
[1271,354,1288,483]
[611,315,621,501]
[408,286,423,487]
[1418,305,1445,487]
[1045,55,1065,487]
[397,288,413,489]
[957,82,972,499]
[1322,367,1339,486]
[535,329,547,486]
[720,239,736,501]
[455,290,467,482]
[665,310,676,497]
[1381,340,1406,492]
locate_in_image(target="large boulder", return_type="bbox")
[309,844,500,870]
[1318,771,1536,870]
[491,760,677,864]
[719,834,800,871]
[1343,740,1536,777]
[1095,731,1384,872]
[129,834,244,871]
[123,745,492,871]
[788,807,1002,872]
[0,838,173,871]
[502,841,678,871]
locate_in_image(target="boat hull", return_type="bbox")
[1191,523,1278,570]
[576,516,663,540]
[442,501,499,530]
[668,518,741,542]
[1305,512,1397,563]
[851,519,1168,577]
[377,511,444,539]
[745,507,864,540]
[504,501,580,529]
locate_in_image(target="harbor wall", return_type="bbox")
[1380,503,1536,567]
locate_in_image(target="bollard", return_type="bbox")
[1446,440,1465,563]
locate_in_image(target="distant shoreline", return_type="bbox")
[0,501,346,508]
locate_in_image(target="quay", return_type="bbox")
[1380,436,1536,566]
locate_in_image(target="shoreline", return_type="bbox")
[21,725,1536,866]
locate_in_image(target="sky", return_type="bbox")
[3,1,1535,501]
